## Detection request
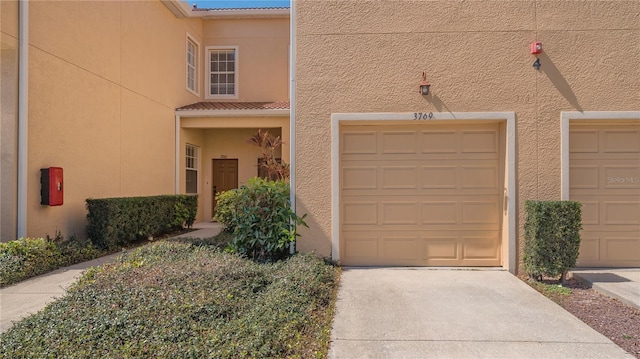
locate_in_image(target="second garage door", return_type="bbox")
[340,123,503,266]
[570,122,640,267]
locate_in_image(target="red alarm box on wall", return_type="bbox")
[40,167,63,206]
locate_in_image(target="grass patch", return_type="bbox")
[0,240,341,358]
[522,276,571,303]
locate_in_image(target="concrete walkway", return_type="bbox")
[570,268,640,310]
[328,268,634,359]
[0,222,222,334]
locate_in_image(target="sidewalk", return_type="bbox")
[569,268,640,310]
[0,222,221,333]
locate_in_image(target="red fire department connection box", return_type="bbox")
[40,167,63,206]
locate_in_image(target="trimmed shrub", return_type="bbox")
[0,234,102,287]
[523,200,582,282]
[214,188,241,233]
[215,178,306,262]
[86,194,198,249]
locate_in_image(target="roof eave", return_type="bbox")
[161,0,290,19]
[160,0,193,18]
[176,109,290,117]
[196,8,290,19]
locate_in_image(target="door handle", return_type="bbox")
[503,188,508,213]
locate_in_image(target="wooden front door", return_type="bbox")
[212,159,239,217]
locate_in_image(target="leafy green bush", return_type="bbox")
[86,194,198,249]
[216,178,307,262]
[214,188,241,233]
[0,241,340,358]
[523,200,582,282]
[0,234,102,287]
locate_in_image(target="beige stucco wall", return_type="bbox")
[1,0,292,240]
[1,0,20,241]
[294,0,640,269]
[18,0,204,239]
[202,18,290,102]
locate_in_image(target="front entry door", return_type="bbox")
[212,159,239,217]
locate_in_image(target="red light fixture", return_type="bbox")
[419,71,431,95]
[530,42,542,55]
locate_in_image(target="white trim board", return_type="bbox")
[331,112,517,273]
[560,111,640,201]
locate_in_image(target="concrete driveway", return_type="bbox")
[329,268,633,359]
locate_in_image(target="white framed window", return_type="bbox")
[206,46,238,99]
[185,144,199,194]
[186,34,200,95]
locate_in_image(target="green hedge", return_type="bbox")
[86,195,198,249]
[1,235,102,287]
[523,200,582,282]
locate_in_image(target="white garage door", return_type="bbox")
[340,123,503,266]
[570,122,640,267]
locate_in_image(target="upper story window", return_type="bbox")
[206,46,238,99]
[186,35,199,95]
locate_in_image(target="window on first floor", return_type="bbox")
[186,144,198,194]
[206,46,238,99]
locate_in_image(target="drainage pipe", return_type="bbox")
[17,0,29,239]
[175,114,180,194]
[288,1,297,254]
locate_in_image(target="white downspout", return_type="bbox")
[289,1,296,254]
[17,0,29,239]
[175,114,180,194]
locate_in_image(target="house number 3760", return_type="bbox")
[414,112,434,120]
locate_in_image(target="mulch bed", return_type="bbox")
[521,276,640,358]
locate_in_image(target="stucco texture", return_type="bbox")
[294,0,640,269]
[21,0,203,239]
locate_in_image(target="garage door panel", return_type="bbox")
[461,201,500,224]
[577,237,600,263]
[342,167,377,189]
[570,122,640,267]
[603,202,640,225]
[462,236,501,260]
[570,130,599,153]
[605,238,640,262]
[343,235,379,260]
[570,166,600,189]
[381,166,419,189]
[604,166,640,189]
[382,237,421,260]
[422,166,458,189]
[461,166,499,189]
[579,201,600,225]
[342,202,378,225]
[461,131,498,153]
[342,132,377,154]
[423,239,458,259]
[602,130,640,153]
[421,201,457,224]
[381,131,419,154]
[422,131,457,154]
[381,202,419,225]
